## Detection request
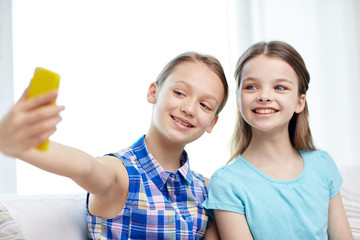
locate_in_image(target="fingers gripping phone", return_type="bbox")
[28,67,60,151]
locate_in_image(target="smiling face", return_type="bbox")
[147,61,224,147]
[239,55,306,134]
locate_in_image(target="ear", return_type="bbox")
[295,94,306,114]
[147,82,158,104]
[206,115,219,133]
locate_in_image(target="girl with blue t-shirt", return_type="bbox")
[0,52,229,239]
[203,41,353,239]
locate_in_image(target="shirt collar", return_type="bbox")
[132,136,194,190]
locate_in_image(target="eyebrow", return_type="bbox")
[275,78,295,84]
[242,77,295,84]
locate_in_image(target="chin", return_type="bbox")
[168,133,200,146]
[252,124,288,134]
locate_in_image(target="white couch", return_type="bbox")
[0,165,359,240]
[0,193,87,240]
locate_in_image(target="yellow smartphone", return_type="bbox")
[28,67,60,151]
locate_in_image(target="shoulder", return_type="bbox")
[106,147,142,169]
[300,149,336,166]
[106,147,135,161]
[98,146,139,182]
[203,161,247,215]
[301,149,342,193]
[190,168,232,191]
[301,149,339,175]
[96,155,129,182]
[206,163,242,190]
[301,149,330,157]
[211,158,243,180]
[191,170,208,188]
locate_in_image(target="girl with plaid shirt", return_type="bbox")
[0,52,229,239]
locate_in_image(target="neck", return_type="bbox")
[243,128,304,181]
[144,134,185,172]
[244,128,297,164]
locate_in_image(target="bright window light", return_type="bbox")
[12,0,236,194]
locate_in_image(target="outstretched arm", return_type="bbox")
[328,193,353,239]
[0,88,125,195]
[20,142,125,195]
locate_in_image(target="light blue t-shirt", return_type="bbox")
[203,150,342,240]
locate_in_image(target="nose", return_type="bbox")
[258,89,272,102]
[181,99,196,116]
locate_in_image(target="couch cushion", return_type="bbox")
[0,202,25,240]
[0,194,87,240]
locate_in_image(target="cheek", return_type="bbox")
[200,113,217,130]
[239,94,250,114]
[288,95,301,108]
[158,93,177,109]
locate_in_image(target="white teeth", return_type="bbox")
[255,109,276,114]
[173,116,192,127]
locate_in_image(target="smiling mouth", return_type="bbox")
[171,116,194,128]
[253,108,277,114]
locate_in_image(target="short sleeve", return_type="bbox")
[202,167,245,218]
[321,151,343,198]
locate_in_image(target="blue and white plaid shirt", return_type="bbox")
[86,136,210,239]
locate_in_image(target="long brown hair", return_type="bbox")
[229,41,315,163]
[155,52,229,116]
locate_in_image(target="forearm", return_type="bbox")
[18,141,96,181]
[1,89,117,194]
[17,141,117,194]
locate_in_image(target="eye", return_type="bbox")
[275,85,287,91]
[174,90,185,96]
[244,85,257,90]
[200,103,212,111]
